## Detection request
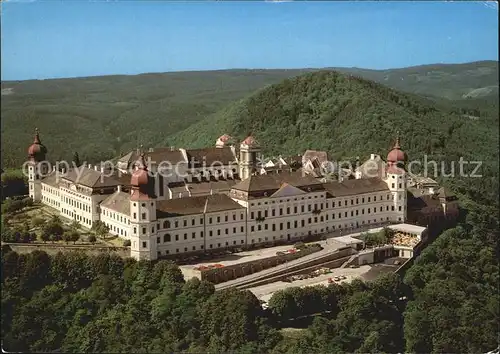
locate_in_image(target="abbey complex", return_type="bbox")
[26,129,459,260]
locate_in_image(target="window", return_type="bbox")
[164,234,171,242]
[142,213,146,220]
[175,234,179,241]
[286,207,290,214]
[200,218,204,224]
[217,216,220,223]
[184,234,187,240]
[163,220,170,228]
[133,212,137,219]
[251,226,255,232]
[279,208,283,216]
[192,232,196,239]
[209,230,213,237]
[279,223,283,230]
[157,237,160,244]
[183,220,187,227]
[175,221,179,227]
[217,230,221,236]
[240,226,244,232]
[209,217,212,224]
[192,219,195,226]
[142,227,146,234]
[251,212,254,219]
[142,241,147,248]
[301,205,305,213]
[225,228,229,234]
[272,209,275,217]
[233,227,236,233]
[392,183,395,188]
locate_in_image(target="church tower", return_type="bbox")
[129,153,158,260]
[27,128,48,202]
[239,135,261,180]
[385,133,408,222]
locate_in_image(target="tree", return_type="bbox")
[62,231,72,244]
[42,216,64,241]
[88,235,97,244]
[40,231,50,243]
[92,221,109,240]
[123,239,131,247]
[70,231,80,244]
[72,152,81,168]
[69,219,80,232]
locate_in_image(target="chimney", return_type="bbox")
[117,185,121,193]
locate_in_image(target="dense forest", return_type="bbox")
[1,221,498,353]
[1,61,497,168]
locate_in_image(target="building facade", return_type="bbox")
[27,129,456,260]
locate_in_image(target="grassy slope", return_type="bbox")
[1,61,497,167]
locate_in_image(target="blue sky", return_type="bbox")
[1,1,498,80]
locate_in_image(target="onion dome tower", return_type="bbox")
[386,132,407,168]
[27,128,49,202]
[130,153,156,201]
[385,132,407,223]
[129,152,158,261]
[28,128,48,162]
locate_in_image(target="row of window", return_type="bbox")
[42,195,59,208]
[61,208,92,226]
[158,213,246,230]
[62,195,91,213]
[104,221,128,237]
[103,209,130,225]
[42,185,60,196]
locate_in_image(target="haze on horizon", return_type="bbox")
[1,0,498,81]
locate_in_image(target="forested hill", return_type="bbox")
[331,60,499,100]
[169,70,499,218]
[169,69,498,163]
[1,60,497,168]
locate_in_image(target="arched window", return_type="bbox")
[163,220,171,229]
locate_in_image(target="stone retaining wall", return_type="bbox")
[3,243,130,258]
[201,245,322,284]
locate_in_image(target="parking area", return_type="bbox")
[249,265,372,301]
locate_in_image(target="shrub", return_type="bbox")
[123,239,131,247]
[88,235,97,244]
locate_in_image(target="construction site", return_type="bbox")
[179,223,427,299]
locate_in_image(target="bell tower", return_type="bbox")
[385,133,408,222]
[129,153,158,260]
[27,128,49,202]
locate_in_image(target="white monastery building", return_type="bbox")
[26,129,458,260]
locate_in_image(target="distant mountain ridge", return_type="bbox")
[1,60,497,168]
